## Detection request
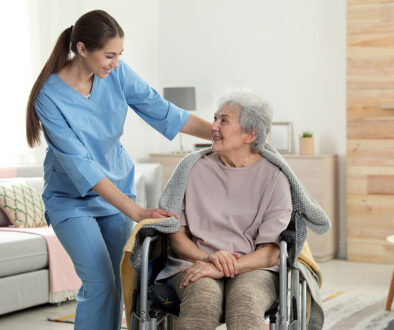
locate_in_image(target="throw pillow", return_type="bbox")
[0,180,46,227]
[0,207,11,226]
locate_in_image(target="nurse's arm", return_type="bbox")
[92,177,177,222]
[180,114,212,140]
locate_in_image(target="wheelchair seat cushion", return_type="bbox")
[149,283,181,316]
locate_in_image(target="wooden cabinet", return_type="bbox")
[149,153,338,261]
[283,154,338,261]
[148,153,188,188]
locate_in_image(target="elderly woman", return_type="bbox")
[156,90,293,330]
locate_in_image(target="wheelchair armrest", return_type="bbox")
[280,230,296,244]
[139,227,161,240]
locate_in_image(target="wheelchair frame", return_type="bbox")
[130,227,307,330]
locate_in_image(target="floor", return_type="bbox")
[0,259,393,330]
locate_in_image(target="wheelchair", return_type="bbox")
[128,215,308,330]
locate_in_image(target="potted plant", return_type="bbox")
[299,131,314,155]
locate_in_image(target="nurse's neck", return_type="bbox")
[57,56,94,96]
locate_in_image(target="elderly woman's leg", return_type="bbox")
[224,269,278,330]
[166,272,224,330]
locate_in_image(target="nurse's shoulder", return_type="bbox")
[34,78,65,121]
[115,60,149,95]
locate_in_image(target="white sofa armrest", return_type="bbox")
[134,163,163,209]
[0,163,163,210]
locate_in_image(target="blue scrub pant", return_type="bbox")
[51,213,133,330]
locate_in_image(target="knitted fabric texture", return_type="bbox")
[128,144,330,329]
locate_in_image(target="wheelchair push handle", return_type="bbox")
[280,230,296,244]
[139,227,160,240]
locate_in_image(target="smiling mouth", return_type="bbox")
[212,136,222,142]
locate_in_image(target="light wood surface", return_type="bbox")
[283,155,338,261]
[347,0,394,264]
[149,153,339,261]
[149,153,188,187]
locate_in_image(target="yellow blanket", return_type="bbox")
[120,220,322,329]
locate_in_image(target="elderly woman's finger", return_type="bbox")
[230,254,238,275]
[182,271,197,288]
[181,265,193,273]
[208,255,223,272]
[224,256,235,277]
[180,274,191,288]
[219,257,230,277]
[230,256,238,277]
[191,272,204,283]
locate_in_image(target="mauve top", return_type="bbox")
[156,152,292,281]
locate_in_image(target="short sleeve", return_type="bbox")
[119,61,190,140]
[35,93,106,197]
[255,171,292,246]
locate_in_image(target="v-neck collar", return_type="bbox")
[50,73,99,101]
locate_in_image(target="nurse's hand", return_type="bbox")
[134,206,179,222]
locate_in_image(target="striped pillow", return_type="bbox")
[0,180,46,227]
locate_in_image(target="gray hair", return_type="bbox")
[217,90,273,153]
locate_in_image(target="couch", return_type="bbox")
[0,163,163,315]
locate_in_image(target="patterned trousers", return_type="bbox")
[166,269,278,330]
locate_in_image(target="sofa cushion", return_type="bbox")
[0,179,46,227]
[0,208,10,227]
[134,172,146,209]
[0,231,48,277]
[0,269,49,315]
[134,163,162,208]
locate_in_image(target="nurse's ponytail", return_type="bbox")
[26,10,124,147]
[26,26,73,147]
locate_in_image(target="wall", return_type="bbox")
[6,0,162,164]
[0,1,35,165]
[2,1,347,257]
[157,0,347,257]
[347,0,394,264]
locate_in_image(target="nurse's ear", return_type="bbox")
[76,41,88,58]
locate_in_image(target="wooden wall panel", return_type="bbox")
[347,140,394,167]
[347,0,394,264]
[367,175,394,194]
[347,166,394,194]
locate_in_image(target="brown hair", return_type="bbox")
[26,10,124,147]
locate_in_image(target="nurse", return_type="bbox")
[25,10,211,330]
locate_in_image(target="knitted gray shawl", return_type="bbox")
[131,144,330,330]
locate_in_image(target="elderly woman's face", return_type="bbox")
[211,103,250,154]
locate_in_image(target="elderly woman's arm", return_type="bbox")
[181,243,280,288]
[169,227,239,278]
[168,226,209,262]
[236,243,280,274]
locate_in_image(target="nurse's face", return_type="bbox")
[82,37,124,79]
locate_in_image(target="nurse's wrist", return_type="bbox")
[130,205,145,222]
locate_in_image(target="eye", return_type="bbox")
[106,56,114,59]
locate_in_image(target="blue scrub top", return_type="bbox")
[35,60,190,225]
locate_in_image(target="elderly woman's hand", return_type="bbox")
[180,261,224,288]
[206,250,240,278]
